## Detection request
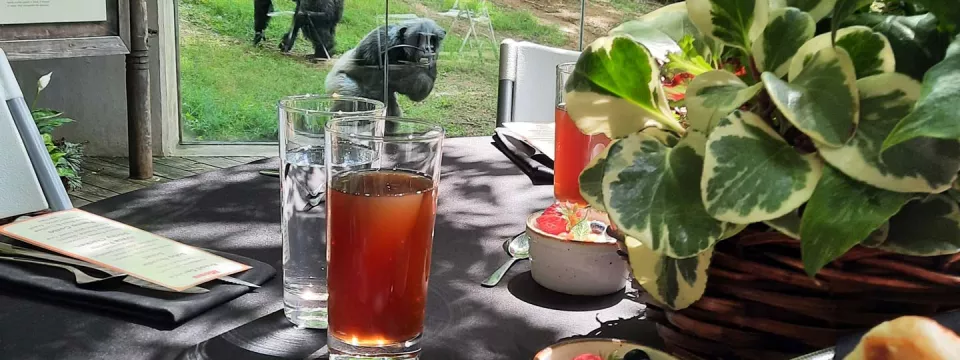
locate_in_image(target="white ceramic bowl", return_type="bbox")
[534,338,677,360]
[526,212,629,296]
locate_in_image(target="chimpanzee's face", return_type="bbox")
[399,19,446,65]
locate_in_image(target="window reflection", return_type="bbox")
[177,0,661,144]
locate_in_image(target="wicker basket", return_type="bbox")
[642,229,960,360]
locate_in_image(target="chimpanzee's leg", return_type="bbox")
[279,0,303,53]
[253,0,273,45]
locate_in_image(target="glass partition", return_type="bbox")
[175,0,663,144]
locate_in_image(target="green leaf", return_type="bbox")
[580,142,613,211]
[871,195,960,256]
[687,0,770,51]
[702,110,822,223]
[900,0,960,32]
[785,0,837,22]
[625,236,713,310]
[799,166,915,276]
[34,117,74,134]
[603,131,726,258]
[845,13,951,81]
[685,71,762,134]
[565,36,682,137]
[752,7,815,78]
[818,73,960,193]
[31,109,63,121]
[569,219,593,239]
[883,38,960,151]
[765,210,801,239]
[830,0,874,42]
[764,47,859,147]
[665,36,714,76]
[789,26,895,81]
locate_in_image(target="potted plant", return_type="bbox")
[565,0,960,358]
[32,72,84,190]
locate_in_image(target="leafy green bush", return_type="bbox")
[567,0,960,309]
[31,73,84,190]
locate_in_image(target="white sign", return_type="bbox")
[0,0,107,25]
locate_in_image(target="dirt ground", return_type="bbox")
[492,0,660,48]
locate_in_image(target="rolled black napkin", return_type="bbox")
[0,248,275,329]
[832,310,960,359]
[492,130,553,186]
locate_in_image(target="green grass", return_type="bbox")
[178,0,568,141]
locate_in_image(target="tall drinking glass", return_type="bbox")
[278,95,385,329]
[555,63,610,205]
[324,117,444,359]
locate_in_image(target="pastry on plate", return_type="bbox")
[844,315,960,360]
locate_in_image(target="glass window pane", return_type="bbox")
[177,0,613,143]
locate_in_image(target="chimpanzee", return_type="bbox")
[324,18,446,117]
[253,0,344,59]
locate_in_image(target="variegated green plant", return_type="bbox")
[569,0,960,310]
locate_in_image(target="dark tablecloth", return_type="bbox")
[0,137,654,360]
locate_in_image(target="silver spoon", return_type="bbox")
[481,233,530,287]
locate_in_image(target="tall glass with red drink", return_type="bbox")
[555,63,610,205]
[324,117,444,359]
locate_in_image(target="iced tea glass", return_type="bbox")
[278,94,385,329]
[555,63,610,205]
[324,117,444,359]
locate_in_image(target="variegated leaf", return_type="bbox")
[883,38,960,150]
[818,73,960,193]
[687,0,769,51]
[721,222,749,240]
[871,195,960,256]
[860,223,891,247]
[800,166,915,276]
[625,236,713,310]
[830,0,874,42]
[765,210,801,239]
[603,131,725,258]
[612,2,720,58]
[565,36,682,137]
[608,23,679,62]
[789,26,895,81]
[685,71,763,134]
[702,111,822,223]
[580,142,613,211]
[764,47,859,147]
[753,7,815,77]
[785,0,837,22]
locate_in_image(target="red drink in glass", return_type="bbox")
[554,106,610,205]
[555,63,610,205]
[326,170,437,346]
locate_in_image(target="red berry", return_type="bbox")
[543,203,563,217]
[573,354,604,360]
[536,214,567,235]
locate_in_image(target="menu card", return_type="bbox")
[501,122,556,160]
[0,209,250,292]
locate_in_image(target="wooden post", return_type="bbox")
[127,0,152,179]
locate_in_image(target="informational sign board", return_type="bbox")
[0,0,127,61]
[0,0,108,25]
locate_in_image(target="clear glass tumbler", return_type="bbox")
[277,95,385,329]
[324,117,444,359]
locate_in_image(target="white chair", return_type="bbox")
[496,39,580,127]
[0,49,72,219]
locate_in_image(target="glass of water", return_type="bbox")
[278,95,385,328]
